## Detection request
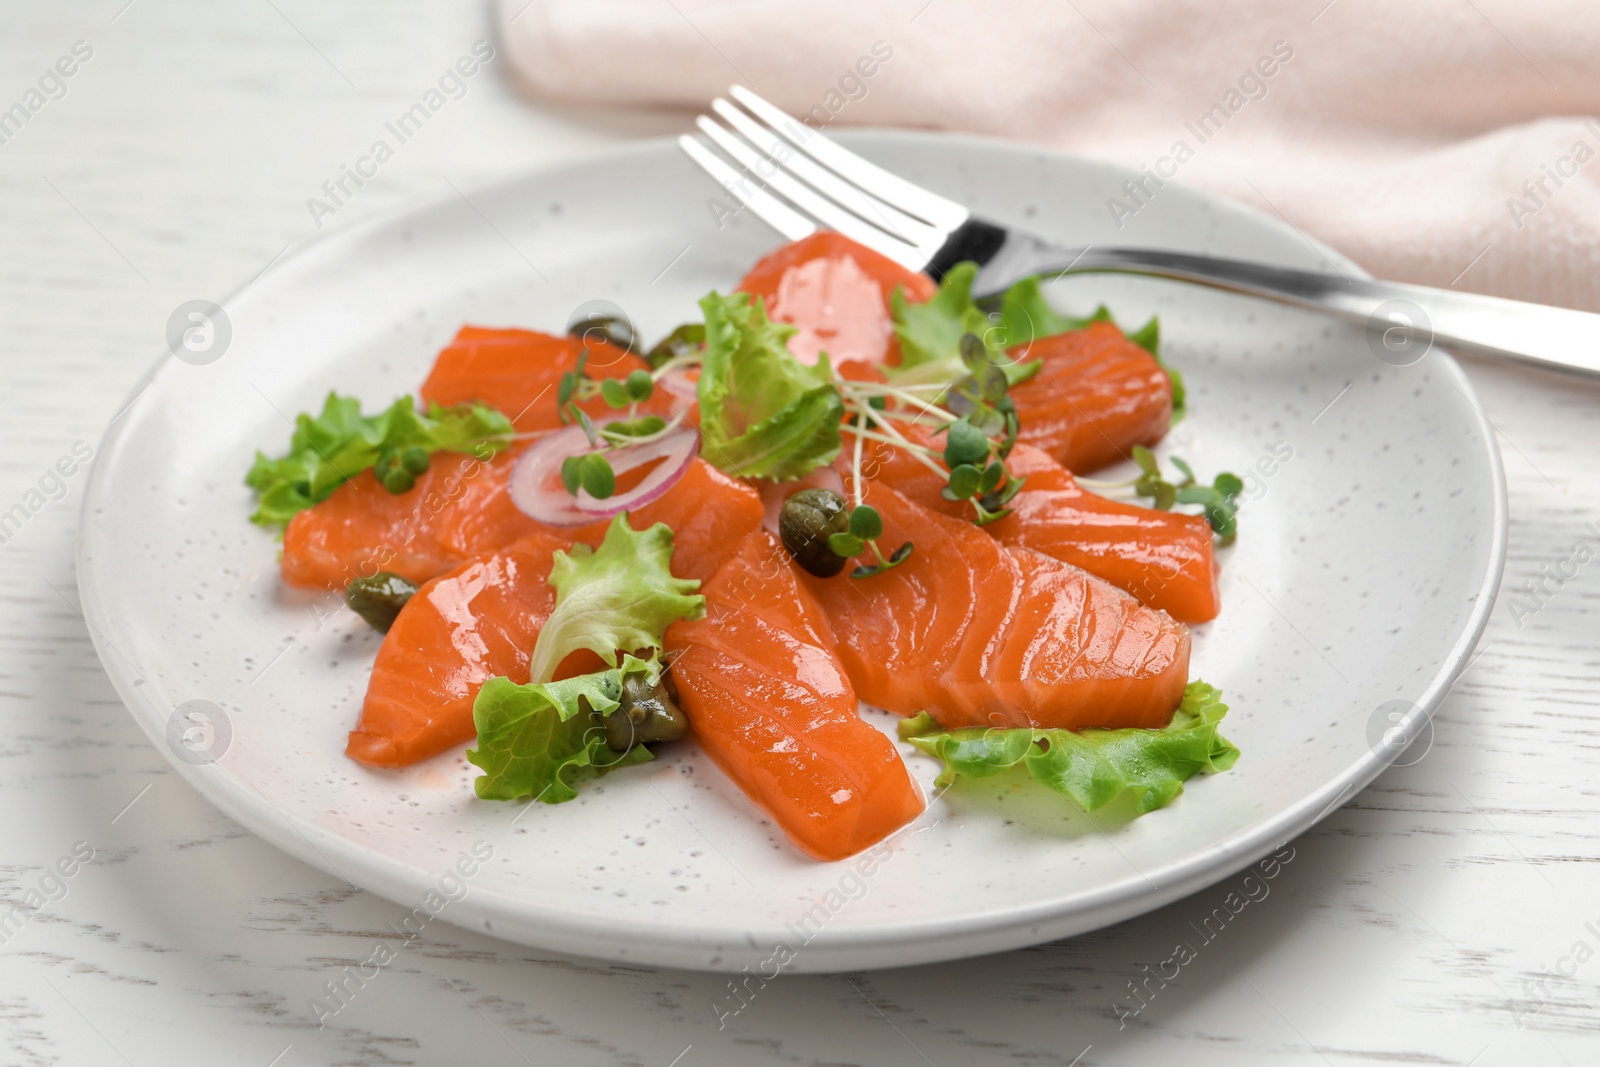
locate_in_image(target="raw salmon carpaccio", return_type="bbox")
[995,445,1218,623]
[347,529,578,768]
[284,454,758,591]
[420,327,678,432]
[666,529,924,860]
[738,235,1171,473]
[283,324,696,591]
[282,454,762,591]
[346,466,766,768]
[801,480,1191,731]
[737,232,936,370]
[281,448,535,590]
[1008,322,1173,474]
[846,425,1219,622]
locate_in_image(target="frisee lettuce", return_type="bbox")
[696,291,845,480]
[898,681,1238,814]
[245,392,512,528]
[467,655,657,802]
[526,514,704,685]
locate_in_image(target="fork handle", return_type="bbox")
[952,225,1600,380]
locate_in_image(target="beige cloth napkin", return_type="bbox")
[498,0,1600,311]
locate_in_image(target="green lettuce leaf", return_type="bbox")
[995,275,1110,348]
[891,262,995,369]
[467,655,656,802]
[471,517,701,803]
[526,514,704,684]
[1123,315,1186,421]
[900,268,1186,422]
[245,392,513,528]
[888,263,1039,389]
[696,291,845,480]
[996,275,1186,422]
[899,681,1238,814]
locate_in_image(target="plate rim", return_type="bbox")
[76,128,1509,971]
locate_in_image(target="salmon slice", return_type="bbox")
[1009,322,1173,474]
[667,529,925,860]
[345,464,766,767]
[421,326,677,432]
[347,530,581,768]
[594,459,765,582]
[284,322,694,591]
[994,446,1218,623]
[738,233,936,370]
[282,457,764,591]
[281,449,535,590]
[845,427,1219,623]
[801,481,1191,731]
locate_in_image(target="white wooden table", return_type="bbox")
[4,3,1598,1064]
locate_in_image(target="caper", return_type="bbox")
[344,572,420,632]
[643,322,705,369]
[381,468,415,494]
[398,445,430,476]
[601,671,689,751]
[568,312,637,354]
[779,488,852,577]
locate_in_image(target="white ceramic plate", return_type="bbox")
[79,132,1505,973]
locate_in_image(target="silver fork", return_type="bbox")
[680,85,1600,380]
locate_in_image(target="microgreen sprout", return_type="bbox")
[819,329,1032,550]
[600,415,667,442]
[561,451,616,500]
[822,503,913,580]
[1128,446,1241,544]
[547,341,704,504]
[556,349,590,422]
[560,350,662,424]
[831,422,912,580]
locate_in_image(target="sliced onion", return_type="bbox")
[657,367,699,406]
[573,428,699,518]
[759,466,846,537]
[507,420,699,527]
[507,424,598,527]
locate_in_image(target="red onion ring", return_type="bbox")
[657,368,699,407]
[508,420,699,527]
[573,428,699,518]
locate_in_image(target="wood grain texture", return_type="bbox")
[3,2,1599,1064]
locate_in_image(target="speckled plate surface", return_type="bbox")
[77,132,1505,973]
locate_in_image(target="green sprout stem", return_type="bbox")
[853,400,939,461]
[839,381,959,418]
[851,412,866,508]
[648,351,700,382]
[595,407,690,448]
[1073,474,1140,490]
[841,420,944,471]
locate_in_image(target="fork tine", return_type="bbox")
[708,97,944,255]
[677,135,817,242]
[727,85,969,232]
[692,116,926,270]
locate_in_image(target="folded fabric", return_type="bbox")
[498,0,1600,311]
